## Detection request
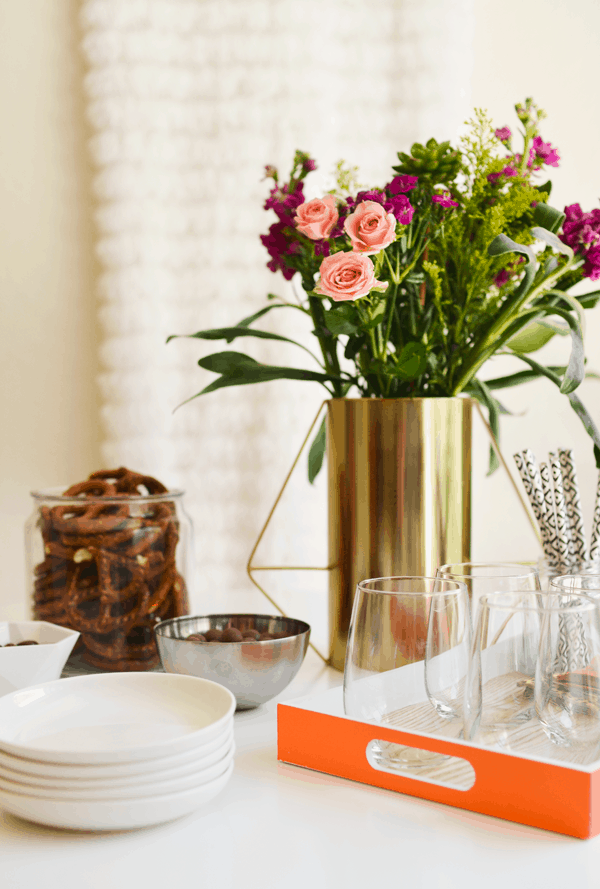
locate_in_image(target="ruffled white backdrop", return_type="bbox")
[80,0,474,647]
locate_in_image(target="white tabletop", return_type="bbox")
[2,650,600,889]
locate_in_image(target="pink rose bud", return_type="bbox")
[344,200,397,254]
[314,251,388,302]
[294,195,339,240]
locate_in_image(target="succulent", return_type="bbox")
[393,138,461,187]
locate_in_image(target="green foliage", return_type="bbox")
[394,138,461,186]
[170,97,600,477]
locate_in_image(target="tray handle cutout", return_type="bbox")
[366,739,476,791]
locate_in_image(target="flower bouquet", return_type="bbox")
[170,98,600,479]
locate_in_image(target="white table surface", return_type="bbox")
[2,650,600,889]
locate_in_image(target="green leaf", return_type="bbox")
[532,204,565,234]
[531,225,572,258]
[191,351,343,400]
[506,321,556,354]
[198,351,261,374]
[392,342,427,380]
[467,379,501,474]
[308,416,327,484]
[323,304,360,336]
[538,307,584,394]
[363,301,387,330]
[510,353,600,451]
[185,326,312,351]
[167,304,289,344]
[487,234,536,300]
[535,181,552,197]
[483,367,567,390]
[344,335,365,361]
[576,290,600,309]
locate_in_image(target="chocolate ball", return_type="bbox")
[186,633,207,643]
[241,629,260,641]
[257,632,274,641]
[17,640,38,646]
[204,628,223,642]
[221,628,244,643]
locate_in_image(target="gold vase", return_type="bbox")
[327,397,472,671]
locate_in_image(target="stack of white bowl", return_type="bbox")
[0,672,236,830]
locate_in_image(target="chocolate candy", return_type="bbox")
[221,628,244,643]
[186,626,292,643]
[1,640,39,647]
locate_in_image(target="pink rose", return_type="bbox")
[294,195,339,240]
[344,200,396,254]
[314,251,387,302]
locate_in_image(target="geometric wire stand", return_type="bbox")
[246,400,543,664]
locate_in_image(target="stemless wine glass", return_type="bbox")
[437,563,541,623]
[536,593,600,759]
[465,592,542,749]
[550,575,600,595]
[343,577,470,770]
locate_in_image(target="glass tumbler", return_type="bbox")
[536,593,600,756]
[437,563,541,623]
[465,592,542,748]
[343,577,470,770]
[26,486,193,671]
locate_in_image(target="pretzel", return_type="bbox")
[32,467,188,669]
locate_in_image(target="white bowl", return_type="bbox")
[0,730,234,789]
[0,721,233,780]
[0,760,234,830]
[0,743,234,800]
[0,672,236,764]
[0,622,79,696]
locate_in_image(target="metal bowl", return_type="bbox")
[154,614,311,710]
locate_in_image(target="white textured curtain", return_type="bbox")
[80,0,474,638]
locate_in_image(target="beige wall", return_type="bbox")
[0,0,599,621]
[470,0,600,562]
[0,1,101,618]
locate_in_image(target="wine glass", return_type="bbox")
[343,576,470,771]
[465,592,542,749]
[437,562,541,623]
[536,593,600,759]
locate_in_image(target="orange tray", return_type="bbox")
[277,686,600,839]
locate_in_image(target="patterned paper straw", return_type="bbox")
[514,451,555,565]
[558,448,588,564]
[539,461,563,570]
[549,452,572,568]
[590,473,600,562]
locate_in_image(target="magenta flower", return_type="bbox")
[560,202,600,278]
[388,194,414,224]
[264,182,305,222]
[532,136,560,168]
[432,191,459,208]
[355,189,386,205]
[388,175,418,194]
[502,164,518,177]
[303,158,317,172]
[487,172,502,184]
[495,127,512,143]
[494,269,511,287]
[261,221,298,280]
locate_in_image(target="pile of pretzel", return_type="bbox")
[33,468,188,671]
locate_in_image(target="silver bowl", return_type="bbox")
[154,614,311,710]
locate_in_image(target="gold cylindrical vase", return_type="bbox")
[327,397,472,671]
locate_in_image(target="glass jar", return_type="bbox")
[26,487,193,671]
